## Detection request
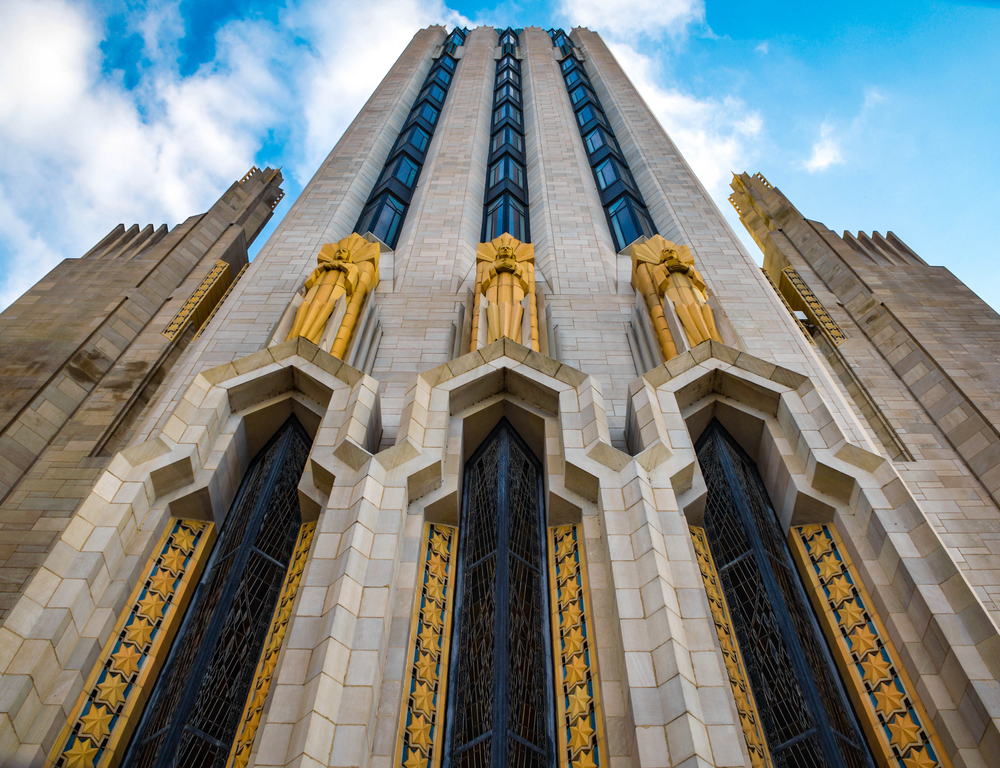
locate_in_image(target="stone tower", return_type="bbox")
[0,25,995,768]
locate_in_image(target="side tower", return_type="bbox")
[0,25,996,768]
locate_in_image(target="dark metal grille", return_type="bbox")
[445,420,555,768]
[697,421,874,768]
[124,417,311,768]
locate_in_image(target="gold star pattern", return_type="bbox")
[418,624,439,654]
[96,673,128,709]
[427,554,447,580]
[408,713,433,751]
[560,602,583,631]
[404,749,429,768]
[837,599,866,630]
[569,717,595,753]
[860,651,893,685]
[111,643,143,678]
[572,750,598,768]
[886,712,923,751]
[422,609,443,631]
[826,575,855,605]
[557,559,578,583]
[78,704,113,742]
[902,746,938,768]
[872,682,908,718]
[123,617,154,649]
[415,652,438,684]
[430,532,450,558]
[816,553,843,582]
[137,591,166,620]
[62,737,99,768]
[424,577,445,603]
[559,579,580,606]
[564,655,589,688]
[848,624,879,659]
[562,627,586,657]
[411,681,435,715]
[807,530,834,558]
[567,686,591,720]
[147,568,176,597]
[159,547,187,574]
[172,527,197,553]
[557,534,576,560]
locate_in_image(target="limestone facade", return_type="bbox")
[0,24,997,768]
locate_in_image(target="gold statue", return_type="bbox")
[631,235,721,360]
[471,233,538,351]
[286,233,379,358]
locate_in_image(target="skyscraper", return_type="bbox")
[0,23,996,768]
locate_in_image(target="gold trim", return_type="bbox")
[760,268,815,345]
[194,263,248,339]
[690,526,773,768]
[47,518,215,768]
[781,267,847,345]
[549,524,607,768]
[789,524,953,768]
[395,523,457,768]
[226,521,317,768]
[163,260,232,340]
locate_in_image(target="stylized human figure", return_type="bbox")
[472,233,538,350]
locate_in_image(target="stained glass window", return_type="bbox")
[443,420,555,768]
[697,421,875,768]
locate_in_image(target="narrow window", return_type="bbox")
[393,156,419,188]
[433,68,452,86]
[443,421,555,768]
[406,125,430,154]
[696,422,876,768]
[419,103,440,125]
[564,69,582,87]
[575,104,596,127]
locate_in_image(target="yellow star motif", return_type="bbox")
[404,749,429,768]
[848,625,879,659]
[96,673,128,709]
[411,681,435,715]
[408,713,433,751]
[837,600,866,630]
[148,568,175,597]
[422,609,443,631]
[160,547,187,574]
[427,554,447,580]
[430,532,450,557]
[556,534,576,560]
[78,703,113,742]
[826,575,855,605]
[860,651,893,685]
[418,624,439,654]
[567,686,591,720]
[564,655,589,688]
[137,592,166,620]
[415,652,438,684]
[807,530,834,558]
[557,560,578,584]
[572,750,598,768]
[569,717,595,753]
[816,553,842,582]
[424,577,445,603]
[872,682,908,718]
[111,644,143,678]
[886,712,923,751]
[560,603,583,631]
[124,618,154,649]
[172,527,197,553]
[562,627,586,657]
[63,736,99,768]
[902,746,938,768]
[559,579,580,606]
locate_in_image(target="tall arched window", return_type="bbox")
[697,421,876,768]
[124,417,312,767]
[444,420,556,768]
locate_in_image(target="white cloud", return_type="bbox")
[0,0,462,310]
[558,0,704,40]
[607,42,762,193]
[755,41,769,54]
[803,122,844,172]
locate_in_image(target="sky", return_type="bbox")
[1,0,998,313]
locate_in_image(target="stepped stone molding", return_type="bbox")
[626,340,1000,768]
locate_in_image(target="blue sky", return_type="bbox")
[1,0,998,312]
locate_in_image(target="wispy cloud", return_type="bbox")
[558,0,705,41]
[803,122,844,172]
[755,41,769,54]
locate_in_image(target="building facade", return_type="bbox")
[0,23,997,768]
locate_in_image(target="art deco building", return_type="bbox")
[0,24,997,768]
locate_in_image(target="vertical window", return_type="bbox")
[125,418,312,767]
[584,128,605,154]
[564,69,582,87]
[444,421,555,768]
[491,127,523,155]
[393,156,419,188]
[606,195,652,251]
[405,125,430,154]
[484,194,526,241]
[488,157,525,189]
[493,104,522,126]
[575,104,597,127]
[697,422,876,768]
[433,68,452,86]
[419,103,440,125]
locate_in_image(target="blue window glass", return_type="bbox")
[607,195,653,251]
[499,31,517,47]
[498,55,519,72]
[423,83,447,104]
[496,68,520,87]
[488,157,525,189]
[560,56,575,72]
[491,127,523,154]
[439,55,456,72]
[576,104,598,127]
[564,69,582,87]
[367,194,406,247]
[418,102,439,125]
[495,83,520,104]
[594,159,619,190]
[570,86,589,105]
[584,128,605,154]
[393,156,419,188]
[493,103,522,126]
[484,194,526,241]
[405,125,430,153]
[432,67,452,86]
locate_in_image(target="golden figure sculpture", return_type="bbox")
[631,234,721,360]
[471,233,538,351]
[286,233,379,358]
